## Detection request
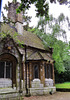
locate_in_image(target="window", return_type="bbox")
[34,65,39,78]
[44,64,47,78]
[44,64,53,79]
[0,61,12,79]
[47,64,52,79]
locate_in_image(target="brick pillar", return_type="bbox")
[15,2,23,34]
[8,2,23,23]
[40,61,45,86]
[15,2,23,23]
[8,2,23,34]
[8,2,16,22]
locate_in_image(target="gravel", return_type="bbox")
[24,92,70,100]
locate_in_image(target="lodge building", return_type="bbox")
[0,0,56,98]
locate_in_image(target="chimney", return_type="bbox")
[8,1,23,35]
[8,2,16,22]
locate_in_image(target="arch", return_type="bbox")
[0,53,18,63]
[0,53,18,88]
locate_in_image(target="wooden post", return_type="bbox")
[27,63,29,88]
[40,61,45,86]
[52,63,55,86]
[19,54,23,92]
[16,63,18,90]
[25,46,29,95]
[29,62,32,88]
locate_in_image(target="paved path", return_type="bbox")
[24,92,70,100]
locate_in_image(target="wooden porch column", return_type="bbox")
[52,63,55,86]
[22,61,24,80]
[27,63,29,88]
[29,62,32,88]
[23,62,26,89]
[16,63,20,90]
[40,61,45,86]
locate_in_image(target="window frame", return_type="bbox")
[44,64,53,79]
[0,61,12,79]
[34,64,39,79]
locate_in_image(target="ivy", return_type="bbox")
[0,27,24,48]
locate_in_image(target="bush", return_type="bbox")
[55,70,70,83]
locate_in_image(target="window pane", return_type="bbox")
[44,64,47,78]
[34,65,38,78]
[6,66,10,78]
[6,62,10,66]
[0,62,4,78]
[47,64,52,78]
[6,62,12,78]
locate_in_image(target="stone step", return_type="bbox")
[0,88,16,94]
[0,88,24,99]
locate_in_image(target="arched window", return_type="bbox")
[0,53,18,88]
[34,65,39,78]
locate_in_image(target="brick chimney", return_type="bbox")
[8,2,23,34]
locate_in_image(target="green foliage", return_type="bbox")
[0,30,24,48]
[34,13,70,73]
[28,14,70,73]
[63,44,70,70]
[18,0,49,17]
[29,28,65,73]
[58,13,65,24]
[17,0,69,18]
[36,14,68,42]
[55,69,70,83]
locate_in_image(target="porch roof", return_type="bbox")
[27,51,53,61]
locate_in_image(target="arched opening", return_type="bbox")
[0,53,18,88]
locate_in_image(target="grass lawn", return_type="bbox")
[55,82,70,89]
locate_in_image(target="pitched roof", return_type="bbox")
[27,51,53,61]
[0,23,50,51]
[17,30,45,50]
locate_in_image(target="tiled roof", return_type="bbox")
[1,23,45,50]
[0,23,53,61]
[27,51,53,61]
[17,30,45,50]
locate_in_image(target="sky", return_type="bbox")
[1,0,70,41]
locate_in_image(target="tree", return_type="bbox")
[17,0,49,17]
[17,0,69,18]
[28,14,70,73]
[28,27,67,73]
[37,13,70,42]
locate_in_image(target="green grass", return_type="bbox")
[55,82,70,89]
